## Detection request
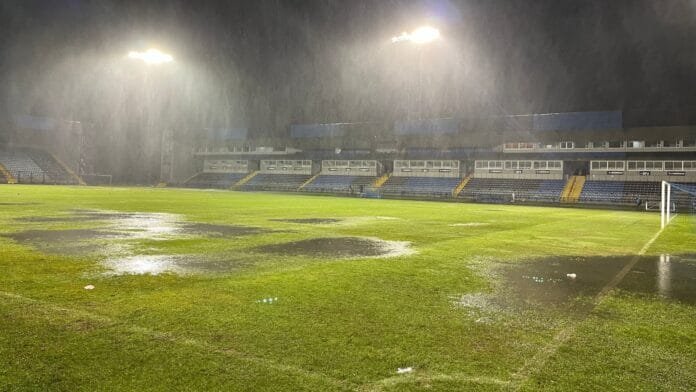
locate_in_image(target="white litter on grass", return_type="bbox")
[449,222,490,227]
[522,275,563,284]
[397,367,413,374]
[84,284,95,290]
[566,273,577,279]
[257,297,279,304]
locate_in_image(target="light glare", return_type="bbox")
[410,26,440,44]
[391,26,440,45]
[127,49,173,65]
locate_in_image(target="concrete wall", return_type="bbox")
[473,160,564,180]
[589,160,696,182]
[260,159,313,175]
[393,160,461,178]
[474,169,564,180]
[203,159,249,174]
[320,160,380,176]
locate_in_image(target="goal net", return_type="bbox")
[660,181,696,228]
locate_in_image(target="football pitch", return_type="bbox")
[1,185,695,391]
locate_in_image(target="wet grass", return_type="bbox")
[0,185,695,391]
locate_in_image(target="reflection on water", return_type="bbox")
[103,255,184,275]
[256,237,414,259]
[5,210,267,275]
[455,254,696,316]
[658,254,671,297]
[500,254,696,306]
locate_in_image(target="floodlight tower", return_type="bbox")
[127,48,175,184]
[391,26,440,120]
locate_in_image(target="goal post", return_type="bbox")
[661,181,670,229]
[661,181,696,229]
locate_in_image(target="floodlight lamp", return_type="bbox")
[127,49,173,65]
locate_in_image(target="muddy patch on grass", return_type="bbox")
[270,218,342,224]
[257,237,414,259]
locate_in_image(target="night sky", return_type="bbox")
[1,0,695,134]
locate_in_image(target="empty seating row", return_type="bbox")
[459,178,565,202]
[184,172,246,189]
[580,181,696,208]
[240,173,311,192]
[0,150,49,183]
[24,149,77,184]
[380,176,461,198]
[302,175,377,193]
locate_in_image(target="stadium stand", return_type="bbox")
[380,176,461,198]
[301,175,378,194]
[240,173,311,192]
[0,149,49,183]
[580,181,696,207]
[24,149,78,184]
[459,178,566,203]
[0,169,6,184]
[184,172,246,189]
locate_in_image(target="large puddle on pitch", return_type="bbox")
[3,210,269,275]
[454,254,696,318]
[257,237,414,259]
[102,254,251,276]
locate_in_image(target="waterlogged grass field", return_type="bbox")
[1,185,695,391]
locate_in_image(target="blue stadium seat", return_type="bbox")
[380,176,460,198]
[241,173,311,191]
[302,175,376,193]
[184,172,246,189]
[460,178,565,202]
